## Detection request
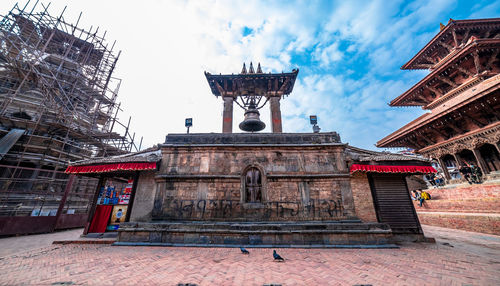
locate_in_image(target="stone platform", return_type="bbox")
[415,182,500,235]
[115,220,396,248]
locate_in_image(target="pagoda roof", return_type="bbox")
[402,18,500,70]
[377,74,500,148]
[391,38,500,107]
[204,69,298,97]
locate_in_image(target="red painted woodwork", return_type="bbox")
[65,162,156,174]
[350,164,437,174]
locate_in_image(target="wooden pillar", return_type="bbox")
[270,97,282,133]
[437,157,451,181]
[472,148,489,174]
[53,174,76,231]
[222,97,233,133]
[84,176,105,235]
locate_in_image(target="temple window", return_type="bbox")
[244,167,262,203]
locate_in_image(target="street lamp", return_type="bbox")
[309,115,320,133]
[185,118,192,134]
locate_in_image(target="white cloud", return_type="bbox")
[1,0,493,152]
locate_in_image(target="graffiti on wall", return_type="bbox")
[153,198,345,220]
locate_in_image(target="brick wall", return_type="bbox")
[350,173,377,222]
[149,144,358,221]
[415,183,500,235]
[129,172,156,222]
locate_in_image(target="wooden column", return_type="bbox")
[222,96,233,133]
[53,174,76,231]
[453,153,462,166]
[270,97,282,133]
[84,176,104,235]
[472,148,489,174]
[437,157,451,181]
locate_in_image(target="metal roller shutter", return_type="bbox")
[368,173,422,234]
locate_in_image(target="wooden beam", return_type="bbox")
[462,113,486,128]
[419,132,436,145]
[446,119,465,134]
[448,117,469,134]
[427,85,443,98]
[485,49,499,71]
[430,126,450,139]
[278,77,290,93]
[452,28,459,47]
[407,137,424,149]
[437,75,458,88]
[480,102,499,121]
[438,41,454,52]
[424,55,437,65]
[473,50,482,74]
[457,66,474,78]
[215,81,226,97]
[461,29,470,46]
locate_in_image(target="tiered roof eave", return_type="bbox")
[401,17,500,70]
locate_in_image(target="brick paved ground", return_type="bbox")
[0,228,83,258]
[0,225,499,285]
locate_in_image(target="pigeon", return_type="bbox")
[273,250,284,262]
[240,247,250,254]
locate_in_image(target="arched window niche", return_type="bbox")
[241,165,266,205]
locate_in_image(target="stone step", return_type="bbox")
[413,199,500,213]
[417,211,500,235]
[121,220,390,232]
[117,221,399,246]
[423,184,500,200]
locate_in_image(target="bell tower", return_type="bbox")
[205,62,298,133]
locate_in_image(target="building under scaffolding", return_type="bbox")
[0,2,140,235]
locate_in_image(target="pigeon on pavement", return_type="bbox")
[240,247,250,254]
[273,250,284,262]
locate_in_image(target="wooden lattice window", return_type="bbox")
[244,167,262,203]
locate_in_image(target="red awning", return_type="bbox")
[65,162,157,174]
[350,164,437,174]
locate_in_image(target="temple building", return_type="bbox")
[377,18,500,182]
[0,3,138,236]
[66,64,436,246]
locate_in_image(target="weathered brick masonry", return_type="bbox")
[149,133,355,221]
[414,183,500,235]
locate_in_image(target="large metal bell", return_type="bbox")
[239,107,265,132]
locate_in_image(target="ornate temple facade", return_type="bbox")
[377,18,500,181]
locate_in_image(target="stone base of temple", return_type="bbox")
[114,221,418,247]
[415,182,500,235]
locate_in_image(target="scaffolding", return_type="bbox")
[0,1,140,231]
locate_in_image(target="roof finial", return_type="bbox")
[256,62,262,73]
[440,22,445,31]
[241,63,247,74]
[249,62,255,73]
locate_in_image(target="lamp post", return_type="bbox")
[185,118,192,134]
[310,115,320,133]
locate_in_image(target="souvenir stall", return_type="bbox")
[89,178,132,233]
[64,149,160,235]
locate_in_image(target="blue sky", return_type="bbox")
[2,0,500,150]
